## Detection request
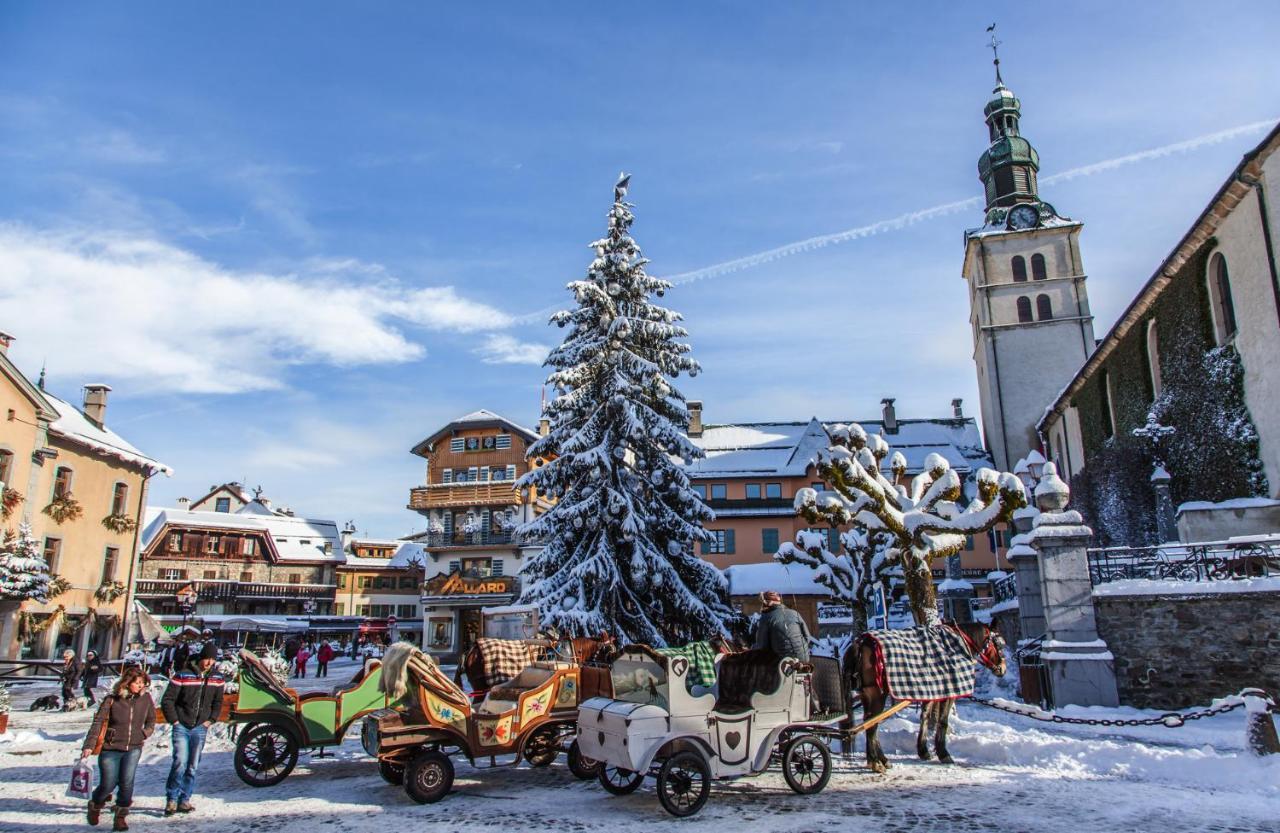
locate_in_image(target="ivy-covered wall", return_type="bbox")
[1067,241,1269,546]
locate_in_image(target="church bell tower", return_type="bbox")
[962,39,1096,472]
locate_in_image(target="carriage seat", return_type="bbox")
[713,649,782,714]
[331,659,379,697]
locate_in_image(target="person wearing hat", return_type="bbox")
[60,648,83,711]
[159,642,225,817]
[752,591,812,662]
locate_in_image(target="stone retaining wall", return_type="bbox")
[1094,589,1280,709]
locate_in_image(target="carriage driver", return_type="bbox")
[752,591,811,663]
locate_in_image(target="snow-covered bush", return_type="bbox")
[0,684,10,715]
[0,522,49,602]
[259,649,291,687]
[517,174,737,646]
[215,655,242,694]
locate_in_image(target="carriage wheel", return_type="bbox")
[404,749,454,804]
[657,751,710,817]
[234,723,299,787]
[523,726,560,767]
[782,736,832,795]
[378,759,406,785]
[598,765,645,795]
[567,739,602,780]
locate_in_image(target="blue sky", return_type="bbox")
[2,3,1279,537]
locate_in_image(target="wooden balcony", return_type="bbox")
[408,481,521,510]
[135,579,335,601]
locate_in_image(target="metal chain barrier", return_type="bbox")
[971,695,1246,728]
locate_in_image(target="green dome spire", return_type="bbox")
[978,77,1040,212]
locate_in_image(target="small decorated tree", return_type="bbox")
[0,522,50,603]
[517,174,736,646]
[783,423,1026,626]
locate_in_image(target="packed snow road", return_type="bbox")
[2,678,1277,832]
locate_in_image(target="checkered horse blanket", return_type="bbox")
[860,626,976,702]
[656,641,719,692]
[468,638,541,690]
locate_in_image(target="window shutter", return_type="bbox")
[700,537,710,555]
[828,528,840,552]
[492,559,504,576]
[468,467,479,481]
[449,560,461,574]
[506,464,516,479]
[495,434,511,450]
[481,509,490,533]
[443,514,453,535]
[480,466,490,482]
[725,529,735,554]
[450,437,464,453]
[442,468,452,483]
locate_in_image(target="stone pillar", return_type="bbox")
[939,552,975,623]
[1029,463,1120,707]
[1151,466,1178,545]
[1008,507,1045,640]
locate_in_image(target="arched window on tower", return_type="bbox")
[1016,296,1033,323]
[1036,294,1053,320]
[1207,252,1238,344]
[1031,253,1047,280]
[1011,256,1027,282]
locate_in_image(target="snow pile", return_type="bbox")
[1093,576,1280,597]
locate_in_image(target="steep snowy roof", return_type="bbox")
[724,562,830,597]
[141,506,343,563]
[43,391,172,475]
[687,417,992,479]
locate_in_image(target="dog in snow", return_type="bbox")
[29,694,61,711]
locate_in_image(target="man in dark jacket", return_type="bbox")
[752,591,812,662]
[160,643,225,816]
[59,649,82,711]
[82,650,103,705]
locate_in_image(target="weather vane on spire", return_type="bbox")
[986,23,1003,85]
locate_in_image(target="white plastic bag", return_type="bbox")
[67,759,93,800]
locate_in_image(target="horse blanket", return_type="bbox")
[469,638,541,690]
[860,626,975,702]
[656,641,719,692]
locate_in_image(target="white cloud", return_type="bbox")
[474,334,550,365]
[0,225,517,394]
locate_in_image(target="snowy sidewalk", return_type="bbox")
[1,699,1277,832]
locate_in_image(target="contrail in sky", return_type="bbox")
[515,118,1275,322]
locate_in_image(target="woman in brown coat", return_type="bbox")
[81,666,155,831]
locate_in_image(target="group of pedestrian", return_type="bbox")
[78,642,225,830]
[58,648,104,710]
[283,639,337,678]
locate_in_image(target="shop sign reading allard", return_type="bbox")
[423,570,515,597]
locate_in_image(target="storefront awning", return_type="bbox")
[217,616,293,633]
[421,594,516,608]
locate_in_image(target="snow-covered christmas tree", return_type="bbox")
[0,522,50,602]
[516,174,736,646]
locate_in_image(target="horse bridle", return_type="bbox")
[948,624,1004,672]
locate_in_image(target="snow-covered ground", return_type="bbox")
[2,659,1277,832]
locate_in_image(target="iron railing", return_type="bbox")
[418,530,519,548]
[1087,539,1278,586]
[134,578,335,600]
[992,572,1018,603]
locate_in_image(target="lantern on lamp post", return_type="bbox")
[175,584,198,634]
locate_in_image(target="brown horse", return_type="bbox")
[455,631,619,699]
[842,622,1007,772]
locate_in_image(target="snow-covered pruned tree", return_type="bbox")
[516,174,736,646]
[786,423,1026,626]
[0,522,50,602]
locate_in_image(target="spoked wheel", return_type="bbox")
[378,759,406,785]
[523,726,560,767]
[567,739,602,780]
[598,764,645,795]
[781,735,832,795]
[656,751,711,817]
[234,723,300,787]
[404,749,454,804]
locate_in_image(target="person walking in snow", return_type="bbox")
[81,666,155,831]
[159,643,224,817]
[82,650,102,705]
[316,642,334,678]
[294,645,310,678]
[60,649,83,711]
[752,591,812,662]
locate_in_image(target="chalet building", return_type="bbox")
[0,334,170,661]
[1039,122,1280,545]
[137,495,343,622]
[406,410,547,659]
[335,536,429,644]
[685,400,1011,600]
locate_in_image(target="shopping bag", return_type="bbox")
[67,759,93,800]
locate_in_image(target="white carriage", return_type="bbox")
[576,645,842,816]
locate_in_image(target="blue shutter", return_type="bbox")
[480,466,490,482]
[700,536,710,555]
[495,434,512,450]
[492,559,504,576]
[448,560,461,574]
[828,528,840,552]
[450,437,465,453]
[442,468,452,483]
[443,513,452,535]
[725,529,735,554]
[481,509,490,533]
[762,529,779,554]
[506,464,517,479]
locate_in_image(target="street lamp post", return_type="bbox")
[175,585,197,635]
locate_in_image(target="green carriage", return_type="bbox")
[231,649,406,786]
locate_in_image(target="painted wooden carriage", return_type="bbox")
[230,649,404,786]
[361,643,610,803]
[577,646,844,816]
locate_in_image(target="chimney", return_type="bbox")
[259,496,273,511]
[687,400,703,438]
[951,398,964,419]
[538,416,550,437]
[83,384,112,427]
[176,497,190,510]
[0,331,13,355]
[880,397,897,434]
[341,521,356,553]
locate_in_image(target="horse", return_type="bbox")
[842,621,1007,772]
[454,631,619,699]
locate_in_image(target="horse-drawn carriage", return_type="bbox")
[361,638,615,803]
[577,644,848,816]
[229,649,405,786]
